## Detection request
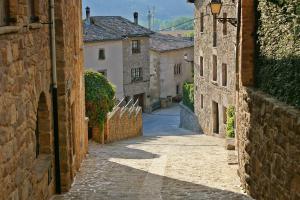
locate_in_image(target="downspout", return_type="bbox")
[235,0,241,168]
[49,0,61,194]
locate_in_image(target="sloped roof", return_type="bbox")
[150,33,194,52]
[84,16,153,42]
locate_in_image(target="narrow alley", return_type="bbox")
[53,105,251,200]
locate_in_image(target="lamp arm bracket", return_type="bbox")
[216,17,237,27]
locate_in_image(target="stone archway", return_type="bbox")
[32,92,56,199]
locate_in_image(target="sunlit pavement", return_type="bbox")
[53,104,252,200]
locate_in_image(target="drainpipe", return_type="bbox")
[49,0,61,194]
[235,0,241,169]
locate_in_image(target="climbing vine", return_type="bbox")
[226,106,235,138]
[85,70,116,128]
[255,0,300,108]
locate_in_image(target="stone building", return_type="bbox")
[83,9,153,112]
[0,0,88,199]
[149,33,194,106]
[188,0,238,137]
[189,0,300,199]
[236,0,300,199]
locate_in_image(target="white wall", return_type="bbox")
[151,48,194,99]
[84,41,124,100]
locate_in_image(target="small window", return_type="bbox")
[223,13,227,36]
[131,67,142,82]
[27,0,38,23]
[98,70,107,77]
[200,94,204,109]
[200,56,204,76]
[200,12,204,33]
[222,63,227,86]
[213,14,217,47]
[212,55,217,82]
[223,106,227,124]
[174,63,182,75]
[132,40,141,54]
[98,49,105,60]
[0,0,9,27]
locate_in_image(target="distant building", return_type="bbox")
[83,8,153,112]
[149,33,194,105]
[188,0,237,137]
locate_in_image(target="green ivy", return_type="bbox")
[255,0,300,108]
[226,106,235,138]
[183,82,194,111]
[85,70,116,128]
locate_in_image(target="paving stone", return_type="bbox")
[53,106,252,200]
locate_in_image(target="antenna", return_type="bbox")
[148,9,152,30]
[152,6,155,30]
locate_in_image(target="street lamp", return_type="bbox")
[209,0,237,27]
[210,0,222,15]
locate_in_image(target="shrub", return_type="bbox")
[226,106,235,138]
[85,70,115,128]
[255,0,300,108]
[183,82,194,111]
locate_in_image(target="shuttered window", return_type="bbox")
[212,55,217,82]
[200,56,204,76]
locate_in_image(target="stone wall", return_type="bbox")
[0,0,87,199]
[193,0,237,137]
[237,88,300,200]
[104,103,143,143]
[179,103,201,132]
[123,37,151,112]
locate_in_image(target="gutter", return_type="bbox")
[49,0,61,194]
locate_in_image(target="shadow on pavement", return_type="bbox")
[52,138,252,200]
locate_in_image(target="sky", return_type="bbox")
[82,0,194,23]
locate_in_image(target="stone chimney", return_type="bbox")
[86,7,91,25]
[134,12,138,25]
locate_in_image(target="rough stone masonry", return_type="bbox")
[0,0,88,199]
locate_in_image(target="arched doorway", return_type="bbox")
[33,92,56,197]
[36,93,51,156]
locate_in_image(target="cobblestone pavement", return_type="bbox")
[53,105,252,200]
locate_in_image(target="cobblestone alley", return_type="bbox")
[53,105,252,200]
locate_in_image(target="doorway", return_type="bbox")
[134,93,145,111]
[212,101,219,134]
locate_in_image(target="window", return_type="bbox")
[98,70,107,77]
[174,63,182,75]
[213,14,217,47]
[223,106,227,124]
[132,40,141,54]
[98,49,105,60]
[27,0,38,23]
[176,84,180,95]
[200,94,204,109]
[212,55,217,82]
[131,67,142,82]
[200,56,204,76]
[222,63,227,86]
[200,12,204,33]
[223,13,227,35]
[0,0,8,27]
